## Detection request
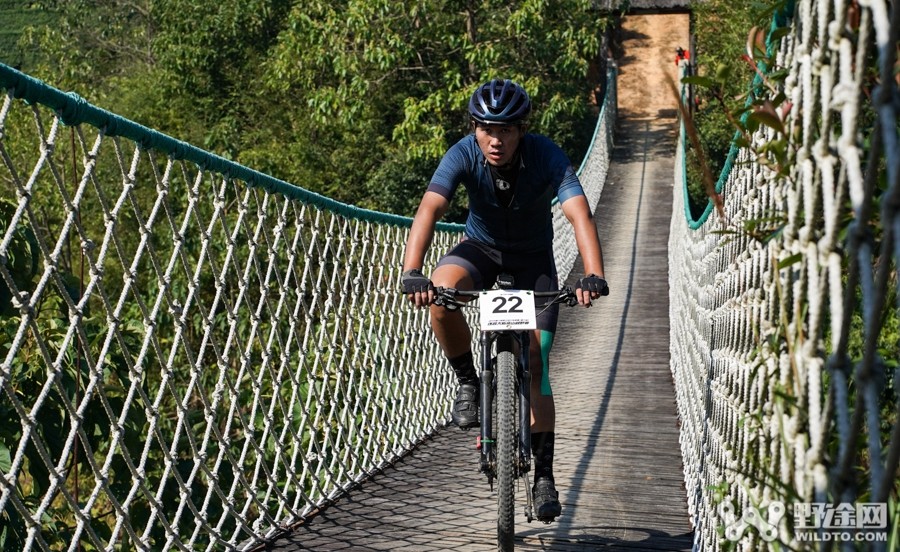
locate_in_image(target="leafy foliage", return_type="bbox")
[682,0,785,216]
[17,0,611,221]
[0,1,55,69]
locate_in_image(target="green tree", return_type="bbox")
[20,0,610,218]
[684,0,783,215]
[260,0,609,216]
[23,0,155,89]
[0,1,55,69]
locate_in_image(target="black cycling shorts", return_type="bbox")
[435,239,560,332]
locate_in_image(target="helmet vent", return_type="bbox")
[468,79,531,124]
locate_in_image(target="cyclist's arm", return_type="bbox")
[560,195,606,305]
[402,191,450,306]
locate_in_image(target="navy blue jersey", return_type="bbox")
[427,133,586,253]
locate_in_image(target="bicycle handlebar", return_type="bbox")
[433,286,580,309]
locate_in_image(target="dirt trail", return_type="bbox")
[616,13,691,119]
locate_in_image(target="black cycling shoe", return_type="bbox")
[533,478,562,522]
[450,383,479,429]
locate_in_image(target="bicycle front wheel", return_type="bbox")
[496,349,517,551]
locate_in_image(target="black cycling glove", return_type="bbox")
[576,274,609,296]
[401,269,433,294]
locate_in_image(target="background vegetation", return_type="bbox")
[683,0,784,217]
[0,1,54,69]
[7,0,614,222]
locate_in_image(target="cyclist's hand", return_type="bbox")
[401,268,434,307]
[575,274,608,306]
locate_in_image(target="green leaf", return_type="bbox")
[0,442,10,473]
[769,26,791,42]
[748,106,785,134]
[682,75,719,88]
[777,253,803,269]
[745,116,761,134]
[715,62,733,82]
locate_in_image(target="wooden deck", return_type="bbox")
[263,116,692,551]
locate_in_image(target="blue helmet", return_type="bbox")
[468,79,531,125]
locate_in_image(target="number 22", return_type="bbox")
[491,296,523,314]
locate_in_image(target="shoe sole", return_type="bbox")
[452,418,479,429]
[536,508,561,523]
[535,501,561,522]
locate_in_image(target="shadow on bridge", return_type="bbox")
[533,118,688,550]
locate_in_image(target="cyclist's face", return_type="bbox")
[474,123,524,166]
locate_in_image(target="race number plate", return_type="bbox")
[479,290,537,330]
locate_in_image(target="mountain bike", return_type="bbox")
[434,276,579,551]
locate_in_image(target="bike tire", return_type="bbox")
[496,349,517,551]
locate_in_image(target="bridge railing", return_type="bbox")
[0,63,616,550]
[669,0,898,549]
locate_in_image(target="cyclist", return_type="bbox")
[401,78,608,522]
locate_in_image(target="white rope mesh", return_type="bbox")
[0,64,616,550]
[669,1,898,549]
[555,60,617,283]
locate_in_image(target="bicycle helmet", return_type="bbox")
[468,79,531,125]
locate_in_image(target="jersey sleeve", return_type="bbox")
[426,138,471,201]
[555,164,586,204]
[542,138,585,204]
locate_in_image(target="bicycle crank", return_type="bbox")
[523,472,534,522]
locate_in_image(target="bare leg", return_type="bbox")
[429,264,475,357]
[430,263,481,428]
[529,328,561,520]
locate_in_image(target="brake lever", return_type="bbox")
[559,286,579,307]
[433,287,460,310]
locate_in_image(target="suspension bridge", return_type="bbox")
[0,1,897,551]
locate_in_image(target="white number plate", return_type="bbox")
[479,290,537,331]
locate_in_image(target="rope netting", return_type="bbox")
[669,0,898,549]
[0,63,616,550]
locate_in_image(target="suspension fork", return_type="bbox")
[478,330,495,476]
[478,330,532,476]
[516,331,532,473]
